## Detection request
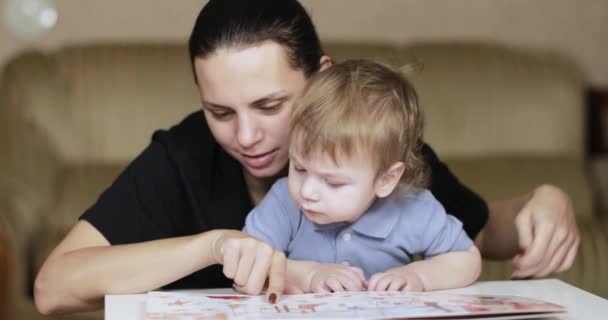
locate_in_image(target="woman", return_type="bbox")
[34,0,579,315]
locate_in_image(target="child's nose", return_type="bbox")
[300,177,320,202]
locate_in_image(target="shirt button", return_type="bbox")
[342,232,352,241]
[341,261,351,266]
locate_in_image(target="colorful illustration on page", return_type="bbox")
[144,291,565,320]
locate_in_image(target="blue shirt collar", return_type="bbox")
[351,195,401,239]
[312,195,401,239]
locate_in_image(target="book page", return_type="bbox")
[145,291,566,320]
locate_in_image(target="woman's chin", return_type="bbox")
[243,162,286,180]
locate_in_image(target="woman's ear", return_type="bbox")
[375,162,405,198]
[319,55,333,72]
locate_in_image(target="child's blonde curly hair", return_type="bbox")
[289,59,428,191]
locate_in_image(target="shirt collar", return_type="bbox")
[313,220,349,231]
[350,195,401,239]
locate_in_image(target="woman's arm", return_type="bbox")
[423,144,579,277]
[475,184,579,278]
[34,221,285,315]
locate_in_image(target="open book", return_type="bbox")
[144,291,566,320]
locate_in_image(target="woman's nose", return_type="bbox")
[236,114,262,149]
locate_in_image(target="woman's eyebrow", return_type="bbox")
[202,91,289,109]
[201,101,230,109]
[251,91,289,106]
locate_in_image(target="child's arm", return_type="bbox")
[369,245,481,291]
[242,180,295,252]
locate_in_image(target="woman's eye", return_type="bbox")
[292,164,305,173]
[260,103,283,114]
[210,110,233,120]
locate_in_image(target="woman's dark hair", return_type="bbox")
[188,0,324,81]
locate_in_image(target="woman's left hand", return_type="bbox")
[511,185,580,279]
[211,230,286,302]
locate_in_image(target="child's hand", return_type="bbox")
[368,266,424,291]
[308,263,368,292]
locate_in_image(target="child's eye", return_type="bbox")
[326,181,345,188]
[292,163,306,173]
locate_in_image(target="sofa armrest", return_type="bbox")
[480,216,608,299]
[445,157,594,218]
[559,216,608,298]
[0,52,64,307]
[0,51,63,235]
[0,211,9,318]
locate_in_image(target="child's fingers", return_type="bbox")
[402,278,423,291]
[283,282,304,294]
[403,282,419,291]
[336,269,365,291]
[325,277,346,292]
[335,274,362,291]
[374,275,393,291]
[387,278,406,291]
[349,267,368,288]
[367,273,383,291]
[349,267,366,281]
[312,280,331,293]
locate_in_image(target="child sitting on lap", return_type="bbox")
[243,59,481,293]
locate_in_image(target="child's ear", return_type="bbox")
[319,55,333,72]
[374,162,405,198]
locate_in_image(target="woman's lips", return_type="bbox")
[241,149,277,169]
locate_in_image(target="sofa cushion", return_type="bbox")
[444,157,593,218]
[4,45,201,164]
[31,164,124,278]
[409,43,584,159]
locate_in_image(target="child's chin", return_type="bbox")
[304,211,330,224]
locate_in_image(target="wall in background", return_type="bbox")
[1,0,607,86]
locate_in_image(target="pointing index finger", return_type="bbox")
[266,251,286,303]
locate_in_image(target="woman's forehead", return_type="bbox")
[194,41,307,106]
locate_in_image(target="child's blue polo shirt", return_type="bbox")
[243,178,473,278]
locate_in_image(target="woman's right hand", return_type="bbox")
[210,230,286,302]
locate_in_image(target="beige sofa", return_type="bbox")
[0,42,605,319]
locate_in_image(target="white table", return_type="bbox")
[105,279,608,319]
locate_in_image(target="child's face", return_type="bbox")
[287,146,380,225]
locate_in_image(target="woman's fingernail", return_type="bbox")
[268,293,277,304]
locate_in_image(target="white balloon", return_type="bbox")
[3,0,58,41]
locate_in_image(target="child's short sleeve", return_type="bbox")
[242,178,299,252]
[418,196,474,258]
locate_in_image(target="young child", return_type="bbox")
[243,59,481,293]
